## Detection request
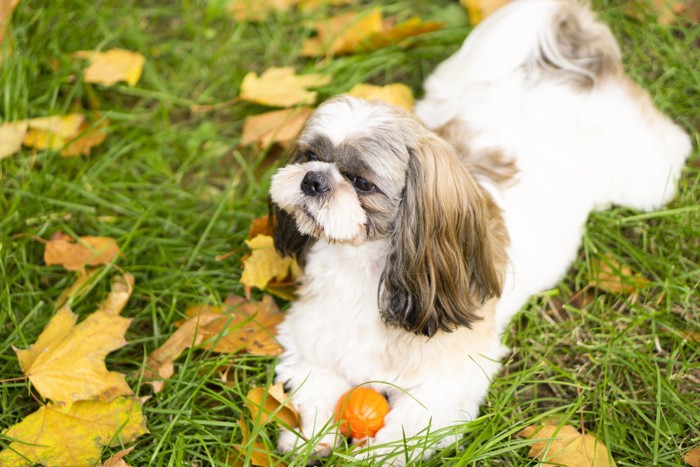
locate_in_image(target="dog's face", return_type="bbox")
[269,97,413,244]
[269,96,506,337]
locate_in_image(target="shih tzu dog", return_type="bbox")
[268,0,691,464]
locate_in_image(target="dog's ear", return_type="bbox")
[268,199,316,267]
[379,133,505,337]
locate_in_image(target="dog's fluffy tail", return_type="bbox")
[416,0,621,127]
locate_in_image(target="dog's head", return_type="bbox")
[269,96,506,337]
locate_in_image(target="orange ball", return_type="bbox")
[334,387,390,439]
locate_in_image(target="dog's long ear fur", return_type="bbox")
[268,201,315,266]
[379,133,505,337]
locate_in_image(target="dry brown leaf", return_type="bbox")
[240,234,297,291]
[98,446,135,467]
[44,235,120,271]
[239,67,331,107]
[461,0,510,25]
[301,9,383,56]
[0,397,147,467]
[518,424,617,467]
[14,302,134,403]
[182,294,285,356]
[240,107,313,148]
[347,83,414,111]
[227,0,297,22]
[142,313,220,393]
[0,121,27,159]
[73,49,145,86]
[245,383,300,428]
[249,215,272,239]
[589,253,650,295]
[686,447,700,467]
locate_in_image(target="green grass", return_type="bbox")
[1,0,698,465]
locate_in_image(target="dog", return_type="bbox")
[267,0,691,464]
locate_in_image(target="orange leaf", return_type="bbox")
[60,119,109,157]
[240,107,313,148]
[686,447,700,467]
[589,253,650,295]
[362,16,443,51]
[249,216,272,239]
[245,383,300,428]
[518,424,617,467]
[301,9,383,56]
[44,235,120,271]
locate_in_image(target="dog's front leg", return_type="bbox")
[276,360,352,458]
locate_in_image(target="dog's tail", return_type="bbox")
[415,0,622,127]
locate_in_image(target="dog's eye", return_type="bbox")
[304,150,318,161]
[351,176,375,193]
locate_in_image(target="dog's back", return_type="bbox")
[415,0,691,330]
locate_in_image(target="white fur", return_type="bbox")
[274,0,691,464]
[415,0,691,333]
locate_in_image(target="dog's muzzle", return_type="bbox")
[301,171,330,196]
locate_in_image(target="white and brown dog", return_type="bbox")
[268,0,691,464]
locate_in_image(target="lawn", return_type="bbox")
[1,0,698,465]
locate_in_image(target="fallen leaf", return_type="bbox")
[301,9,383,56]
[54,267,101,308]
[347,83,414,111]
[686,447,700,467]
[249,215,272,239]
[245,383,300,428]
[461,0,510,25]
[240,107,313,148]
[99,273,135,316]
[625,0,700,25]
[175,295,283,356]
[518,424,616,467]
[589,253,650,295]
[141,313,220,393]
[98,446,135,467]
[302,10,442,56]
[229,419,287,467]
[239,67,331,107]
[23,114,85,150]
[14,303,133,403]
[240,234,297,291]
[0,397,148,467]
[73,49,145,86]
[44,235,120,271]
[0,121,27,159]
[227,0,297,22]
[60,118,109,157]
[0,0,20,51]
[362,16,443,51]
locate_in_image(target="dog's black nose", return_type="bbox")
[301,171,330,196]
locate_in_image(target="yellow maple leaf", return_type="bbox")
[0,121,27,159]
[347,83,414,111]
[239,67,332,107]
[60,118,109,157]
[0,397,148,467]
[362,16,443,51]
[301,9,383,56]
[518,424,617,467]
[240,107,313,148]
[44,235,120,271]
[461,0,510,25]
[241,234,296,290]
[73,48,145,86]
[14,294,134,403]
